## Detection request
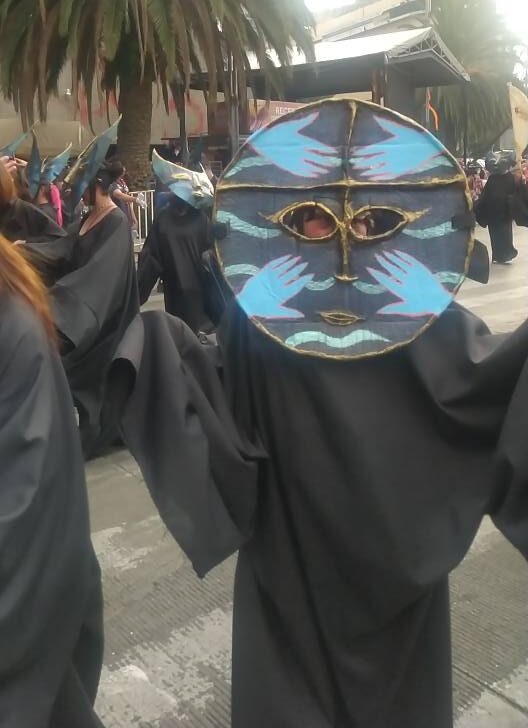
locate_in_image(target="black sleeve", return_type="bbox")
[110,311,264,577]
[137,224,162,305]
[18,199,65,243]
[474,184,489,227]
[409,305,528,558]
[490,355,528,558]
[50,214,135,351]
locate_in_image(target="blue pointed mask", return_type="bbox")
[215,99,475,360]
[41,143,73,185]
[27,132,43,199]
[152,150,214,210]
[0,129,31,158]
[64,117,121,206]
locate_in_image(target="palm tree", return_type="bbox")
[427,0,523,156]
[0,0,315,185]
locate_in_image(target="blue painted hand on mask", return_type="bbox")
[237,255,314,319]
[249,113,341,178]
[352,116,451,180]
[368,251,452,317]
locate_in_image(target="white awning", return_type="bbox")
[251,27,468,83]
[247,26,468,100]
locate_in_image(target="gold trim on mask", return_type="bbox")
[347,205,428,244]
[264,201,340,242]
[217,175,467,192]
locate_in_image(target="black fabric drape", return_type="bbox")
[47,208,139,456]
[110,311,263,577]
[0,292,103,727]
[137,203,214,333]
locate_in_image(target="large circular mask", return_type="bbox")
[215,99,473,359]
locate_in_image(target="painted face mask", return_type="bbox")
[215,99,474,359]
[152,150,214,210]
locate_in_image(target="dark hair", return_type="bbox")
[95,159,124,193]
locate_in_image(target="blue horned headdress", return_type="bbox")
[214,98,478,360]
[26,133,72,198]
[64,117,121,207]
[152,149,214,210]
[0,128,32,158]
[41,144,73,185]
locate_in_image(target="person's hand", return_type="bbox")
[237,255,313,319]
[135,192,147,210]
[1,155,17,177]
[368,250,451,317]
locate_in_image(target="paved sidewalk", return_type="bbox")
[92,226,528,727]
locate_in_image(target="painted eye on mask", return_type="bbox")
[273,202,339,242]
[349,207,408,243]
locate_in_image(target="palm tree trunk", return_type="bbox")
[116,75,153,189]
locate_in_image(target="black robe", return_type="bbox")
[475,174,518,263]
[0,198,64,243]
[112,302,528,728]
[221,303,528,728]
[61,195,84,232]
[0,291,103,728]
[137,202,214,333]
[50,208,139,457]
[38,201,59,225]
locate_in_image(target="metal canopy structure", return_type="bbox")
[248,27,469,101]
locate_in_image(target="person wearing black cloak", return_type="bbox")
[137,151,216,334]
[110,99,528,728]
[53,158,139,456]
[26,120,139,457]
[0,158,65,243]
[476,151,522,263]
[0,235,104,727]
[25,134,72,227]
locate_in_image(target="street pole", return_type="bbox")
[463,84,469,166]
[227,54,240,160]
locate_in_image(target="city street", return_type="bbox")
[93,226,528,728]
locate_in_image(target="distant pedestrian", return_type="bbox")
[468,167,484,202]
[476,152,520,263]
[107,161,146,239]
[138,152,215,334]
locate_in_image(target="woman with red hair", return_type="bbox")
[0,236,105,727]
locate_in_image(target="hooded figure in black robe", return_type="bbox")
[137,150,216,333]
[52,204,139,456]
[0,287,104,727]
[29,121,139,457]
[25,133,68,227]
[476,151,520,263]
[109,99,527,728]
[0,150,65,243]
